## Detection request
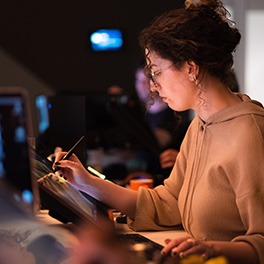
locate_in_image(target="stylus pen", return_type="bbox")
[53,135,85,172]
[62,135,85,160]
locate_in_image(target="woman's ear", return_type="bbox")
[187,61,199,82]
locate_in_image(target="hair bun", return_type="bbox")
[185,0,221,10]
[185,0,200,9]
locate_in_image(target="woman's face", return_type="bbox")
[147,51,198,112]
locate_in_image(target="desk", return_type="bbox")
[37,209,64,225]
[38,210,188,247]
[36,210,188,264]
[36,210,78,246]
[138,230,187,246]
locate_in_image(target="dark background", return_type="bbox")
[0,0,184,95]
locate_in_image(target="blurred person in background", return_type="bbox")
[108,61,192,185]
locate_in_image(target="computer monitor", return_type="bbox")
[0,87,39,214]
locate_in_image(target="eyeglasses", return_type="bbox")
[146,63,174,88]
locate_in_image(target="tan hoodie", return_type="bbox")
[128,94,264,263]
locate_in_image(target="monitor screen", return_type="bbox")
[90,29,123,51]
[0,87,38,212]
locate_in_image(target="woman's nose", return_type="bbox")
[150,82,159,92]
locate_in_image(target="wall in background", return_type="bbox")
[0,0,184,96]
[223,0,264,104]
[245,9,264,104]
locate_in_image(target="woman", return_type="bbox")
[54,0,264,263]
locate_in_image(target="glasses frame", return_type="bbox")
[147,63,174,88]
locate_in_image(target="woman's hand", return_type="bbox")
[159,149,179,169]
[54,152,139,219]
[161,236,215,260]
[54,152,91,187]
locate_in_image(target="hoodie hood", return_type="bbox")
[201,93,264,126]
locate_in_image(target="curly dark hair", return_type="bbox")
[139,0,241,86]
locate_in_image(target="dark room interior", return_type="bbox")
[0,0,185,95]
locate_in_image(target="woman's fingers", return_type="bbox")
[54,151,68,162]
[161,237,210,260]
[161,236,190,255]
[171,238,199,258]
[57,158,89,186]
[164,239,171,244]
[58,159,77,169]
[163,237,213,260]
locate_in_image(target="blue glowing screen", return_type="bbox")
[90,29,123,51]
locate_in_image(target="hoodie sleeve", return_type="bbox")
[127,166,183,231]
[127,118,197,231]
